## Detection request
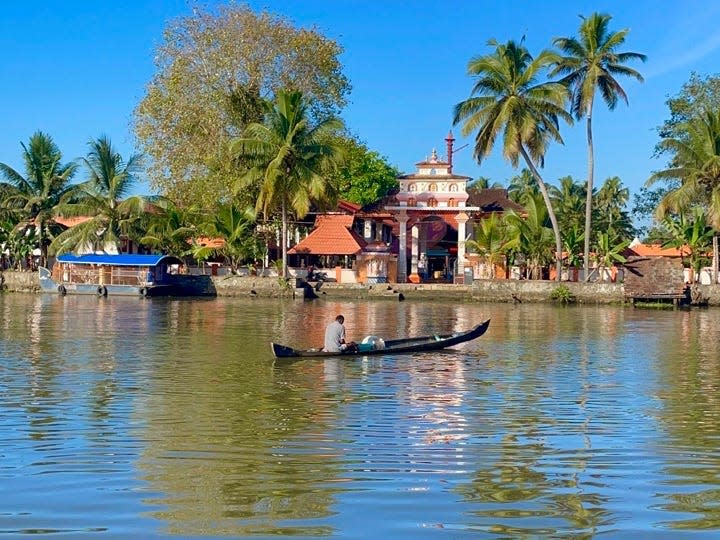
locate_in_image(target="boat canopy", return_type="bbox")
[56,254,183,267]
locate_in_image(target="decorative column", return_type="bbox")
[397,211,409,283]
[456,211,469,276]
[409,223,420,283]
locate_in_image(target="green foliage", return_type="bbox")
[230,90,345,277]
[0,131,78,266]
[133,3,350,209]
[594,176,634,241]
[661,208,713,279]
[329,135,399,206]
[51,136,147,255]
[193,204,258,272]
[561,225,585,269]
[504,193,555,279]
[507,169,540,204]
[466,212,512,278]
[453,39,571,281]
[593,231,629,282]
[140,199,200,257]
[550,284,576,304]
[550,175,586,233]
[552,12,645,282]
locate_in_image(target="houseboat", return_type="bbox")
[39,253,185,297]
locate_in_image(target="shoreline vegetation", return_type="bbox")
[4,270,720,306]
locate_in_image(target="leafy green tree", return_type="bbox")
[468,176,504,192]
[134,3,350,208]
[593,231,628,282]
[661,208,713,282]
[595,176,634,240]
[504,193,555,280]
[192,204,258,273]
[0,131,78,267]
[656,72,720,146]
[453,39,572,281]
[230,90,345,278]
[51,136,148,255]
[466,212,512,278]
[330,136,398,206]
[550,175,586,234]
[552,12,645,282]
[140,199,200,257]
[507,169,539,204]
[562,225,585,270]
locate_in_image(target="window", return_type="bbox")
[408,197,417,206]
[428,197,437,207]
[429,183,437,192]
[448,198,457,207]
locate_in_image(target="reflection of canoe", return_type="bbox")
[271,319,490,358]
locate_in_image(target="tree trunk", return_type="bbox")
[519,145,563,282]
[714,233,719,284]
[281,200,288,279]
[583,101,595,282]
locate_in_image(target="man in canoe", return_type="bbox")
[324,315,358,353]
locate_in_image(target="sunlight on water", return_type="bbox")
[1,294,720,537]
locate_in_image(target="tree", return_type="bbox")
[593,231,628,282]
[657,72,720,146]
[51,136,148,255]
[466,212,512,278]
[140,199,200,258]
[507,169,539,204]
[134,4,350,208]
[648,109,720,282]
[468,176,504,192]
[504,193,555,279]
[0,131,78,267]
[595,176,634,240]
[661,208,713,283]
[552,12,646,282]
[550,175,586,234]
[330,136,399,206]
[230,90,345,278]
[192,204,259,273]
[453,39,572,281]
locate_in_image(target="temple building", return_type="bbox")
[384,132,480,283]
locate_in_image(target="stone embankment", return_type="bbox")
[6,269,720,305]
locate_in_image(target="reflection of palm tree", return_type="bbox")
[553,12,645,282]
[454,40,572,281]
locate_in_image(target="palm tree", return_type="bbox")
[453,39,572,281]
[593,231,628,282]
[507,169,540,204]
[466,212,512,278]
[550,175,586,234]
[595,176,633,240]
[51,136,147,255]
[192,204,259,273]
[661,209,713,283]
[648,109,720,283]
[552,12,646,282]
[504,193,555,280]
[0,131,78,267]
[140,199,200,257]
[230,90,345,278]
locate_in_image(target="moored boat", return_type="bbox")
[271,319,490,358]
[39,253,185,297]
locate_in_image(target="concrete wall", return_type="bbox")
[3,269,720,306]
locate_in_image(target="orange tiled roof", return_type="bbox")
[53,216,92,227]
[625,241,687,258]
[289,215,367,255]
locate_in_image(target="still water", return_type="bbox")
[1,293,720,538]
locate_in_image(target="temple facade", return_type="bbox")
[384,132,479,283]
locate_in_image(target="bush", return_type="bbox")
[550,284,576,304]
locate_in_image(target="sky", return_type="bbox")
[2,0,720,214]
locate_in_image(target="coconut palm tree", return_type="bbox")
[550,175,586,234]
[191,204,259,273]
[552,12,646,281]
[230,90,345,278]
[140,199,200,257]
[507,169,540,204]
[51,135,147,255]
[594,231,628,282]
[453,39,572,281]
[661,209,713,283]
[0,131,78,267]
[648,109,720,283]
[595,176,634,240]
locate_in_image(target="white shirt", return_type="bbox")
[324,320,346,352]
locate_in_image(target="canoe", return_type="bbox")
[271,319,490,358]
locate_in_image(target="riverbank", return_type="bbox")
[5,269,720,305]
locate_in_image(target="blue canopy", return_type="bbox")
[56,254,182,267]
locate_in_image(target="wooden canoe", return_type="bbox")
[271,319,490,358]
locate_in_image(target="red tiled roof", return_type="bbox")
[625,242,687,258]
[53,216,92,227]
[289,215,367,255]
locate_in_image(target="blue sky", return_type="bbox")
[2,1,719,208]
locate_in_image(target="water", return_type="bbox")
[1,294,720,538]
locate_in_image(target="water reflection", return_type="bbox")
[2,295,720,536]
